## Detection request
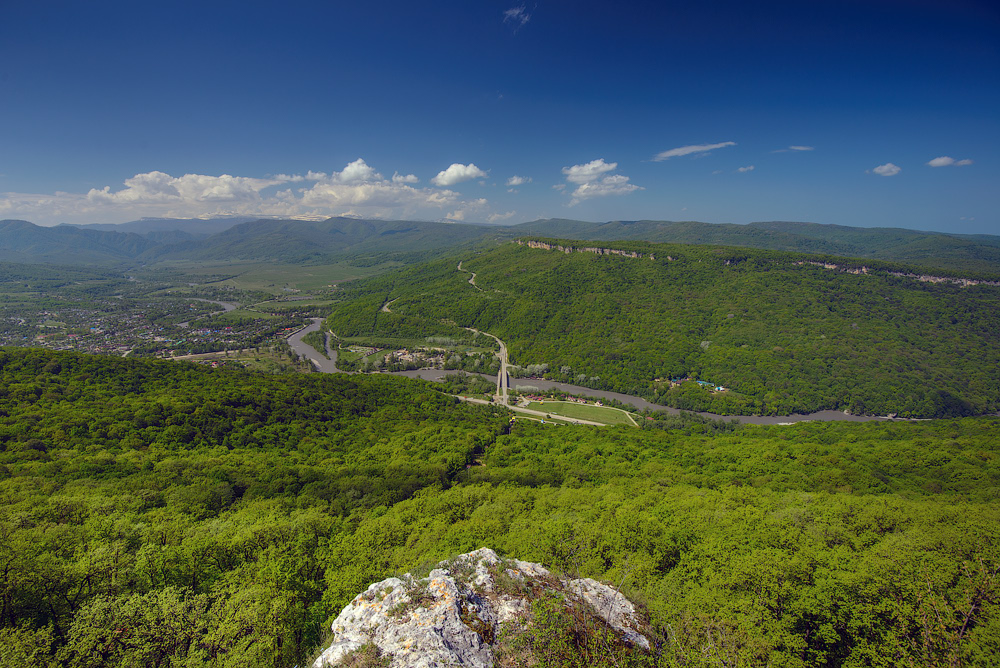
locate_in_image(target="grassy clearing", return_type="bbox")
[523,401,637,426]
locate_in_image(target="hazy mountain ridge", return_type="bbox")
[3,216,1000,275]
[516,219,1000,274]
[0,219,160,264]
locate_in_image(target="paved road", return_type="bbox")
[457,261,482,291]
[462,327,509,406]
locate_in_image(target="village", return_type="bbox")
[0,294,308,359]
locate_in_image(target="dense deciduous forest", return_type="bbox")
[326,240,1000,418]
[1,348,997,666]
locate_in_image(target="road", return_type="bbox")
[457,261,482,291]
[461,326,508,406]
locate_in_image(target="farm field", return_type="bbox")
[523,400,638,426]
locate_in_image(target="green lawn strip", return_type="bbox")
[523,400,637,426]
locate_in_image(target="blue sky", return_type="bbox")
[1,0,997,234]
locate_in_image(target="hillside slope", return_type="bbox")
[511,219,1000,275]
[327,239,1000,417]
[1,348,998,667]
[0,219,159,264]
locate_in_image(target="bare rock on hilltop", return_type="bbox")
[312,547,650,667]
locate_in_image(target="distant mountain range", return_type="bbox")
[2,216,998,275]
[515,219,1000,274]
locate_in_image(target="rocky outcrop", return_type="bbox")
[516,239,654,260]
[312,548,650,667]
[794,260,1000,287]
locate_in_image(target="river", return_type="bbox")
[286,319,902,425]
[177,298,239,328]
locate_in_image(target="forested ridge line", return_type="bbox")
[1,348,998,666]
[325,239,1000,419]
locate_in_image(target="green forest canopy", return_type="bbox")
[1,348,998,666]
[325,239,1000,418]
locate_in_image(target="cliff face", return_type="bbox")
[312,548,650,667]
[515,239,655,260]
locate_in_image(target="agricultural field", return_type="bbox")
[523,400,638,426]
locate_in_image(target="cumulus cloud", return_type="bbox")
[431,163,488,187]
[927,156,973,167]
[86,171,281,204]
[506,175,531,186]
[872,163,901,176]
[561,159,642,205]
[488,211,517,223]
[653,141,736,161]
[561,158,617,184]
[737,165,755,173]
[445,198,489,222]
[2,160,504,225]
[503,5,531,28]
[336,158,379,183]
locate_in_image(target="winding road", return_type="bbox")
[457,261,482,292]
[462,326,509,406]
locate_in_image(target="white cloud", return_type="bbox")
[445,198,489,222]
[927,156,973,167]
[2,161,506,225]
[506,175,531,186]
[86,171,281,205]
[488,211,517,223]
[653,141,736,161]
[561,159,642,205]
[392,172,419,184]
[772,145,814,153]
[336,158,379,183]
[872,163,901,176]
[561,158,617,184]
[431,163,488,187]
[503,5,531,28]
[737,165,755,173]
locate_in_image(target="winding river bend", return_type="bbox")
[287,318,904,426]
[176,298,238,328]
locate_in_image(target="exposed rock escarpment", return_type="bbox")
[312,548,650,667]
[516,239,655,260]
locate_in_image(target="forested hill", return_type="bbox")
[511,218,1000,275]
[326,238,1000,418]
[7,216,1000,275]
[1,347,999,666]
[0,217,503,266]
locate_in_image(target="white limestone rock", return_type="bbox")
[312,548,650,668]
